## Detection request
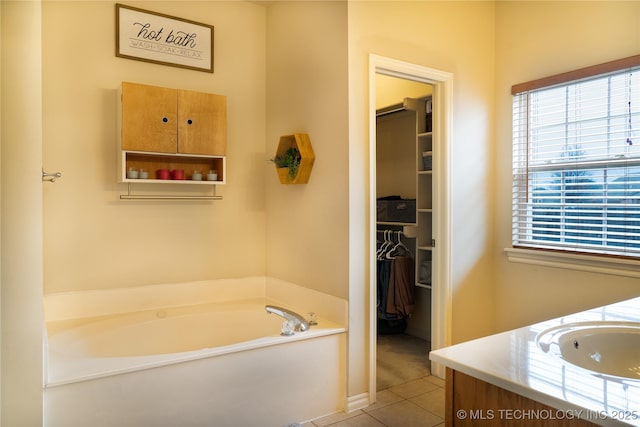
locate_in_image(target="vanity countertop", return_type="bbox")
[430,296,640,427]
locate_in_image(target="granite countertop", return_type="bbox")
[430,297,640,427]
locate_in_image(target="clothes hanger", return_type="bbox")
[387,231,412,259]
[377,230,393,260]
[377,230,390,259]
[376,230,386,260]
[386,231,401,259]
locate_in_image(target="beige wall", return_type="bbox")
[493,1,640,332]
[1,2,44,424]
[265,1,349,300]
[42,0,351,299]
[42,1,268,293]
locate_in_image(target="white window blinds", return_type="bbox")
[512,59,640,258]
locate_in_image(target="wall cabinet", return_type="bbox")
[118,82,226,184]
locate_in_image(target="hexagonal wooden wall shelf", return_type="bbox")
[274,133,315,184]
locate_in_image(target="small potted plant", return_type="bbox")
[272,146,301,182]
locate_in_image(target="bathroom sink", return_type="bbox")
[536,321,640,380]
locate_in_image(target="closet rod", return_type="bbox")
[376,230,410,237]
[377,226,418,238]
[376,102,405,117]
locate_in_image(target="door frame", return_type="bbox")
[368,54,453,401]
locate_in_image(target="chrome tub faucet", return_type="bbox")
[265,305,310,333]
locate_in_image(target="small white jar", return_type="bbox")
[127,168,139,179]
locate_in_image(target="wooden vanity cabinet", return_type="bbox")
[446,368,598,427]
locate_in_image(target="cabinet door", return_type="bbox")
[121,82,177,153]
[177,89,227,155]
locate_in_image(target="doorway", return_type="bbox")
[368,55,452,403]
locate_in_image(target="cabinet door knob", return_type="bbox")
[162,117,169,123]
[187,119,193,125]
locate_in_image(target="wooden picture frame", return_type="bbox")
[116,3,214,73]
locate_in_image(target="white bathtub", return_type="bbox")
[43,277,348,427]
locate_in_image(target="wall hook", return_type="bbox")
[42,168,62,183]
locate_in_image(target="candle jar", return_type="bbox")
[127,167,139,179]
[156,169,170,180]
[171,169,185,180]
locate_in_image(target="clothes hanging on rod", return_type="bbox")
[387,256,415,317]
[376,230,415,323]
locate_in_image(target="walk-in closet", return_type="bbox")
[375,74,434,390]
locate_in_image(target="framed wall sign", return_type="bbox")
[116,3,214,73]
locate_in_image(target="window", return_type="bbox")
[512,56,640,258]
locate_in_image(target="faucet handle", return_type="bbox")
[308,312,318,326]
[281,320,295,336]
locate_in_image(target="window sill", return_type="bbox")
[504,247,640,279]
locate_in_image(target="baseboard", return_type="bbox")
[345,392,370,413]
[430,360,446,379]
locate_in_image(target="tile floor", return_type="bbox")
[304,334,445,427]
[376,334,432,390]
[305,376,445,427]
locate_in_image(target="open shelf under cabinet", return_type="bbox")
[119,151,226,184]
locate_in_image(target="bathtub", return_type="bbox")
[43,277,348,427]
